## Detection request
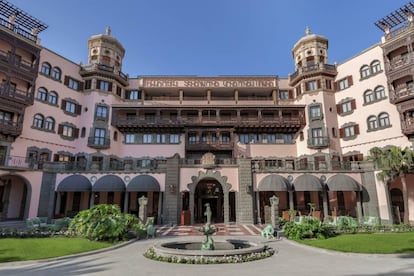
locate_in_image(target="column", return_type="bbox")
[189,191,195,224]
[123,192,129,213]
[207,89,211,103]
[179,89,183,104]
[234,89,238,103]
[322,191,329,222]
[55,192,61,215]
[89,192,95,209]
[224,190,229,224]
[356,191,363,224]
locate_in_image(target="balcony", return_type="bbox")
[252,159,370,173]
[289,63,337,85]
[401,117,414,136]
[185,141,234,151]
[80,63,128,85]
[390,85,414,104]
[0,84,33,105]
[0,155,37,170]
[87,137,111,149]
[0,119,23,136]
[180,158,237,166]
[307,136,329,149]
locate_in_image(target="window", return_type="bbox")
[374,86,386,100]
[378,113,390,127]
[33,114,44,128]
[370,60,381,74]
[125,134,135,144]
[44,117,55,131]
[364,90,374,104]
[48,91,57,105]
[0,111,12,122]
[37,87,47,101]
[368,116,378,130]
[143,134,152,144]
[64,76,83,91]
[169,134,180,144]
[344,126,355,137]
[188,133,197,143]
[58,124,79,139]
[222,133,230,143]
[309,105,321,118]
[311,128,323,145]
[93,128,106,145]
[239,134,249,144]
[68,78,78,90]
[98,80,112,91]
[283,134,293,143]
[84,79,92,90]
[306,80,318,91]
[41,62,51,75]
[337,99,356,114]
[127,90,140,100]
[62,125,74,137]
[360,65,370,79]
[338,78,349,90]
[141,159,151,168]
[341,101,352,113]
[65,101,76,113]
[279,90,289,99]
[62,99,81,115]
[267,134,276,144]
[95,105,108,119]
[51,67,61,80]
[156,134,166,144]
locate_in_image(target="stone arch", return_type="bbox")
[187,170,232,224]
[0,174,32,220]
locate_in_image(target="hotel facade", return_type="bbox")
[0,1,414,226]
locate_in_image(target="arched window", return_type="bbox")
[374,86,386,100]
[378,112,390,127]
[37,87,47,101]
[33,114,44,128]
[363,90,374,103]
[360,65,370,78]
[370,60,381,74]
[44,117,55,130]
[367,115,378,130]
[51,67,61,80]
[40,62,51,75]
[48,91,58,105]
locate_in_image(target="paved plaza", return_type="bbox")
[0,224,413,276]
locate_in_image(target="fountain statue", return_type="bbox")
[198,203,217,250]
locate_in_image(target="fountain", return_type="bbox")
[145,203,274,264]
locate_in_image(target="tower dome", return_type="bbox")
[87,26,125,73]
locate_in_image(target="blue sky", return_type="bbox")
[9,0,410,77]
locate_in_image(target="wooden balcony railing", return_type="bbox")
[0,119,23,136]
[307,136,329,148]
[0,84,33,104]
[289,63,336,84]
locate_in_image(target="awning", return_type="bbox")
[92,175,125,191]
[57,175,92,192]
[293,175,323,191]
[326,175,360,191]
[258,175,290,191]
[127,175,160,192]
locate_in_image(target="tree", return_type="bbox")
[369,146,414,224]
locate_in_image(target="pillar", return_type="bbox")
[123,192,129,213]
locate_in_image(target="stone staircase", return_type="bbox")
[0,220,27,230]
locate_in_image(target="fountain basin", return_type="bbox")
[152,239,266,258]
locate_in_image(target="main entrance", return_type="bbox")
[194,180,223,223]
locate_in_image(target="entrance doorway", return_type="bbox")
[194,180,223,223]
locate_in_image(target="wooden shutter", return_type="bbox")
[117,86,122,96]
[108,82,113,92]
[339,127,344,138]
[57,124,63,134]
[125,90,130,99]
[336,103,342,114]
[73,128,79,138]
[288,89,293,99]
[347,75,353,86]
[333,81,338,92]
[351,99,356,110]
[96,80,101,90]
[354,124,360,135]
[75,104,82,115]
[64,76,69,86]
[317,79,321,89]
[61,99,67,110]
[78,81,84,92]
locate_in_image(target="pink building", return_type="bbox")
[0,1,413,225]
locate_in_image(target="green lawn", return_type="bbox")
[298,232,414,254]
[0,237,116,262]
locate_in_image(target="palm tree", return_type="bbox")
[369,146,414,224]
